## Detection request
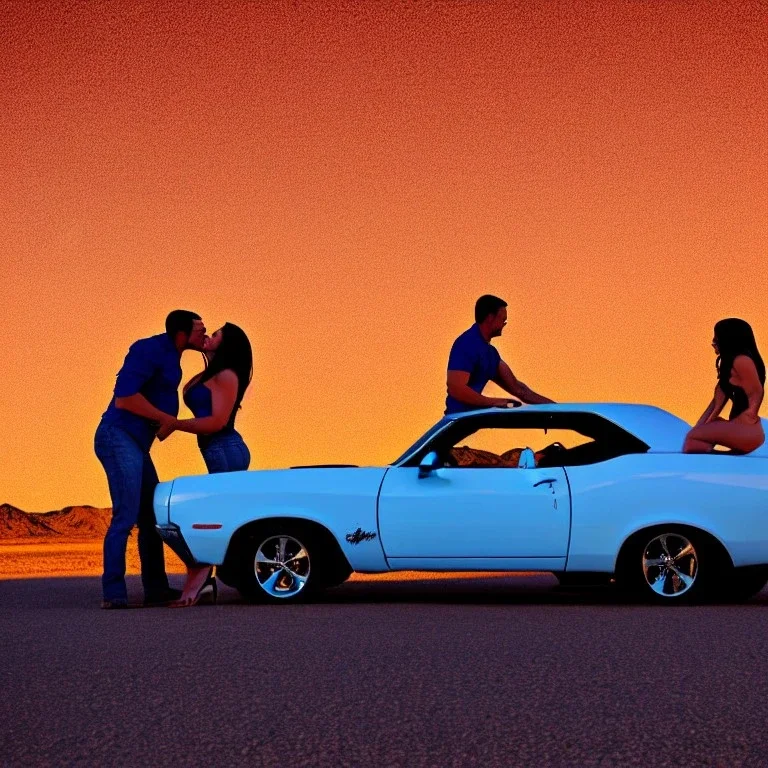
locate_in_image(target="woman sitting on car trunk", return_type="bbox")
[684,318,765,454]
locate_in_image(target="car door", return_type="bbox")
[377,463,571,566]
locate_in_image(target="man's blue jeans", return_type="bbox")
[94,422,169,602]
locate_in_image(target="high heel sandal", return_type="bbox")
[170,567,217,607]
[198,572,218,605]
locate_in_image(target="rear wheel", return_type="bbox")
[724,566,768,602]
[617,528,728,605]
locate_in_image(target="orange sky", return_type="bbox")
[1,0,766,511]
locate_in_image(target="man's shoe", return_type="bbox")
[101,599,129,610]
[143,587,183,607]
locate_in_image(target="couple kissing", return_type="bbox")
[95,310,252,610]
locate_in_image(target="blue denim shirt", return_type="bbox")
[100,333,182,451]
[444,324,502,414]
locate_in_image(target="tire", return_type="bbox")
[234,524,326,604]
[213,564,239,590]
[616,527,729,605]
[723,566,768,602]
[317,562,353,590]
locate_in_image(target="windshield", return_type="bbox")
[390,418,451,465]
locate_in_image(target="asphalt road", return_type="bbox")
[2,574,767,768]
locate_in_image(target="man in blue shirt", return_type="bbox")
[445,295,554,414]
[95,310,207,608]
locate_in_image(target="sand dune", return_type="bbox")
[0,503,185,578]
[0,503,112,539]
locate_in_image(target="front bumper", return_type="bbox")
[156,523,205,567]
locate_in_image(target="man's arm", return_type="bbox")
[115,394,174,425]
[494,361,555,404]
[113,339,173,425]
[447,370,516,408]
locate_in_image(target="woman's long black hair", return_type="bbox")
[714,318,765,393]
[201,323,253,423]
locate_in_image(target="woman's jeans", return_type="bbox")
[200,430,251,474]
[94,422,169,602]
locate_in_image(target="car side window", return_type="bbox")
[407,412,650,469]
[445,427,591,468]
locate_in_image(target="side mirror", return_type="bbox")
[418,451,441,478]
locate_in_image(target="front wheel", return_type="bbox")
[617,528,727,605]
[236,528,318,604]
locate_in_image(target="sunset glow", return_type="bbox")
[2,1,766,511]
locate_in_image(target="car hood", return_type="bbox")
[164,465,390,508]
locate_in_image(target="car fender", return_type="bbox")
[565,454,768,572]
[164,467,390,571]
[607,512,732,572]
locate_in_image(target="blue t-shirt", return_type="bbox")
[444,324,502,414]
[100,333,182,451]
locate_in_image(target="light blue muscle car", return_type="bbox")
[154,404,768,605]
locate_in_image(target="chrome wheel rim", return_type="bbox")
[254,535,310,599]
[642,533,698,598]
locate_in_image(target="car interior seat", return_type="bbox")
[517,447,536,469]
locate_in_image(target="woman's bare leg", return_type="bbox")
[683,436,714,453]
[170,566,212,607]
[684,418,764,454]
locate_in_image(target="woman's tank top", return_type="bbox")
[183,380,213,418]
[183,378,238,446]
[721,352,765,420]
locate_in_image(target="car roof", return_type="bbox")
[444,403,692,452]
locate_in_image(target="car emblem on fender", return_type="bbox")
[346,528,377,545]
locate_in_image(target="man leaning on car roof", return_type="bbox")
[445,295,555,414]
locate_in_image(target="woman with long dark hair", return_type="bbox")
[683,318,765,454]
[157,322,253,606]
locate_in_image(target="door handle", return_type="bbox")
[533,478,558,487]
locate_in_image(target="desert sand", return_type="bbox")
[0,537,187,579]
